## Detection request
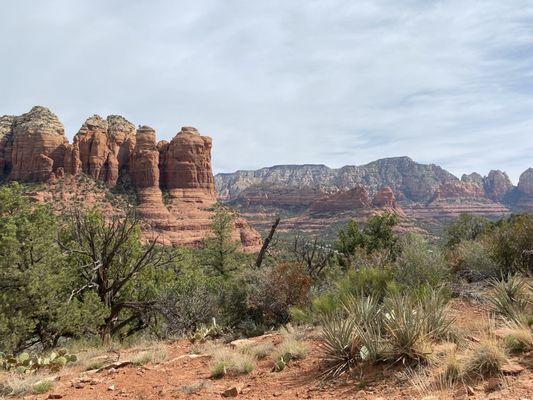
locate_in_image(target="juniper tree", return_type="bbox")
[59,208,177,344]
[0,183,104,352]
[202,206,240,276]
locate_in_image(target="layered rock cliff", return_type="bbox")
[0,106,261,251]
[215,159,531,234]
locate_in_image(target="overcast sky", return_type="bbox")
[1,1,532,182]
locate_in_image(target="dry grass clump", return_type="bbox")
[272,333,308,372]
[130,344,168,366]
[1,373,55,396]
[178,380,211,394]
[210,347,255,378]
[242,343,275,360]
[464,339,507,378]
[503,326,532,354]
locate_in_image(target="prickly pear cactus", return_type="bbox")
[0,349,78,373]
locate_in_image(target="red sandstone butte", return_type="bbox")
[0,106,261,252]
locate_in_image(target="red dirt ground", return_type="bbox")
[11,300,533,400]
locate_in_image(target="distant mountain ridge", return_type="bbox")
[216,157,531,206]
[215,158,532,234]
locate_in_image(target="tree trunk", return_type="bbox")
[255,217,280,268]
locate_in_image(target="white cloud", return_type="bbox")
[0,0,532,182]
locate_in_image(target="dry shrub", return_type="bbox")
[2,373,56,397]
[249,262,312,326]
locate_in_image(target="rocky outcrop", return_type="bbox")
[130,126,159,188]
[517,168,533,195]
[216,157,462,206]
[0,106,260,251]
[159,127,215,193]
[431,181,485,201]
[483,170,513,202]
[511,168,533,211]
[309,186,370,214]
[0,115,15,177]
[74,115,136,186]
[3,106,68,182]
[372,186,397,208]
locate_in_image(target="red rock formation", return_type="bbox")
[309,186,370,214]
[154,127,261,251]
[372,186,397,208]
[130,126,160,188]
[517,168,533,195]
[74,115,136,186]
[7,106,68,182]
[432,181,485,200]
[159,127,216,204]
[513,168,533,212]
[483,170,513,202]
[0,106,260,252]
[0,115,15,176]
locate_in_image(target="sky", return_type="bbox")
[1,1,532,183]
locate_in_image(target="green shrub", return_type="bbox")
[453,240,499,281]
[338,267,395,300]
[486,214,533,275]
[394,233,450,290]
[335,214,399,267]
[160,269,219,335]
[444,214,491,249]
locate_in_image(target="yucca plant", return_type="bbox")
[417,286,455,341]
[320,316,360,379]
[382,294,432,364]
[488,274,531,326]
[342,293,381,326]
